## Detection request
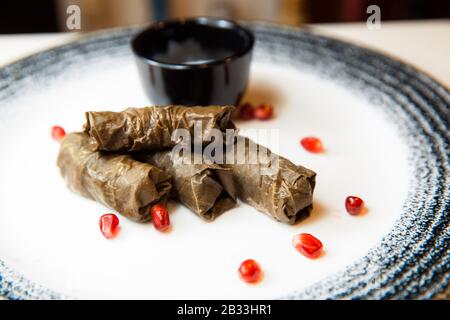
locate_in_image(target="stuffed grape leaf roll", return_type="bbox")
[136,150,237,221]
[57,132,172,222]
[84,105,235,152]
[224,136,316,224]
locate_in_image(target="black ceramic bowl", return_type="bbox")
[131,17,254,106]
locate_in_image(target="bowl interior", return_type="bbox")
[132,18,254,66]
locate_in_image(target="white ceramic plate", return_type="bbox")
[0,24,448,299]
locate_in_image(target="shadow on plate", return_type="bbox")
[241,81,284,107]
[294,200,328,227]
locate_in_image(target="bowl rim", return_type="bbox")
[131,16,255,70]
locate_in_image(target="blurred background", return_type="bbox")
[0,0,449,33]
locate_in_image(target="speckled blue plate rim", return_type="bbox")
[0,23,448,300]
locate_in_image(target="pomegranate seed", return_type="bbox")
[292,233,323,259]
[345,196,365,215]
[150,204,171,232]
[51,126,66,141]
[300,137,324,153]
[239,103,255,120]
[99,214,119,239]
[253,104,273,120]
[238,259,262,283]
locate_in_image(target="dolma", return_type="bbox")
[84,105,235,152]
[57,132,172,222]
[224,136,316,224]
[136,150,237,221]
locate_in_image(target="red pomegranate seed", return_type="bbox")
[253,104,273,120]
[300,137,324,153]
[150,204,171,232]
[99,214,119,239]
[345,196,365,215]
[51,126,66,141]
[238,259,262,283]
[239,103,255,120]
[292,233,323,259]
